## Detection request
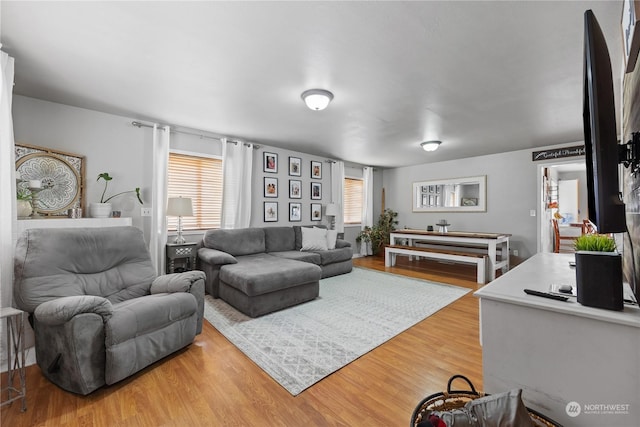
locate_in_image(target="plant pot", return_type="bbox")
[575,251,623,311]
[17,200,32,218]
[90,202,112,218]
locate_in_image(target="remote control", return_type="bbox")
[524,289,569,301]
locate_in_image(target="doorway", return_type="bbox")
[538,160,588,253]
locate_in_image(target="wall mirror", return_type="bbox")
[412,175,486,212]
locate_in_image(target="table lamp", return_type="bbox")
[167,196,193,244]
[325,203,339,230]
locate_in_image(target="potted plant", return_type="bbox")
[356,208,398,256]
[574,233,623,311]
[90,172,143,218]
[16,188,33,218]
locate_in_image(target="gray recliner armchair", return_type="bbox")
[13,226,205,395]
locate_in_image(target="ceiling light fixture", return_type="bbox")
[301,89,334,111]
[421,140,442,152]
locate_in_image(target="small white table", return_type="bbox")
[389,229,510,281]
[1,307,27,412]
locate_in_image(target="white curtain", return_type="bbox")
[150,124,170,276]
[360,166,374,256]
[331,161,345,233]
[0,50,16,368]
[221,139,253,229]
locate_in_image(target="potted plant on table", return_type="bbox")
[356,208,398,256]
[16,188,33,218]
[574,233,623,311]
[90,172,143,218]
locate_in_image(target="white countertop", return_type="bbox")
[474,252,640,328]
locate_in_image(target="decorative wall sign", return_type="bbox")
[15,143,85,217]
[531,145,585,162]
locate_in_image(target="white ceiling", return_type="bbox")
[0,1,624,168]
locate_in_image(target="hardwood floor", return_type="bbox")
[1,256,488,426]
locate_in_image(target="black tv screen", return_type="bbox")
[583,10,626,233]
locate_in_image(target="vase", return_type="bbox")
[90,202,112,218]
[575,251,623,311]
[17,200,32,218]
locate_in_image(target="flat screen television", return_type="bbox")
[583,9,627,233]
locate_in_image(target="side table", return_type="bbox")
[0,307,26,412]
[166,242,198,274]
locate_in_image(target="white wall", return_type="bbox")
[383,148,563,259]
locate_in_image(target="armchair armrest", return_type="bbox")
[198,247,238,266]
[34,295,113,326]
[151,270,206,294]
[336,239,351,249]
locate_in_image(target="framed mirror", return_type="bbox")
[413,175,486,212]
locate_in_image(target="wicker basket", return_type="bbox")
[410,375,562,427]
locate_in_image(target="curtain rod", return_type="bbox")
[131,121,260,148]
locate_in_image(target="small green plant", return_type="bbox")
[575,234,616,252]
[97,172,143,204]
[356,208,399,254]
[16,188,32,201]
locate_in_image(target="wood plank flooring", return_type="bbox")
[1,255,490,426]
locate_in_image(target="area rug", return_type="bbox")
[202,267,469,395]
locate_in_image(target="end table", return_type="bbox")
[1,307,26,412]
[166,242,197,274]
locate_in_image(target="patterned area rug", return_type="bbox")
[203,267,469,395]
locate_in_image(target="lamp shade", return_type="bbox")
[325,203,339,217]
[166,197,193,216]
[301,89,334,111]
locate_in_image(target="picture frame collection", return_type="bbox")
[262,153,324,222]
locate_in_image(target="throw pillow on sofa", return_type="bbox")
[324,228,338,250]
[301,227,329,251]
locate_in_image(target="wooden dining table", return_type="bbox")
[389,229,511,281]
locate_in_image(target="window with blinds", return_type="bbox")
[344,177,363,224]
[167,152,223,231]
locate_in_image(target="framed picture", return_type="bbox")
[461,197,478,206]
[311,160,322,179]
[15,143,85,217]
[289,202,302,222]
[289,179,302,198]
[264,202,278,222]
[310,203,322,221]
[289,157,301,176]
[311,182,322,200]
[622,0,640,73]
[264,152,278,173]
[264,177,278,197]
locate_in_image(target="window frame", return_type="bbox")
[167,149,223,232]
[343,176,364,225]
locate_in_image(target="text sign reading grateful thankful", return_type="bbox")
[531,145,585,161]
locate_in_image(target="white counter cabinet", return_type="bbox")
[474,252,640,427]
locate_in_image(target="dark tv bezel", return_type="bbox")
[583,9,627,233]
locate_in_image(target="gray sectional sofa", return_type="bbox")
[198,225,352,317]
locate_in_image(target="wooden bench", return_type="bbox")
[385,244,488,284]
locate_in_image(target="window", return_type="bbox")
[167,152,223,231]
[343,177,363,224]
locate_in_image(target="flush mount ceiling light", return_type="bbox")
[421,140,442,152]
[301,89,334,111]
